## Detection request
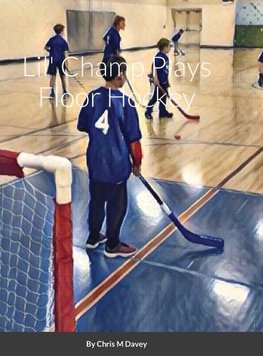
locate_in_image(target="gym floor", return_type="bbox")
[1,44,263,331]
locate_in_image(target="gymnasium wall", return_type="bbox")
[235,1,263,47]
[168,0,236,47]
[236,1,263,25]
[89,0,172,50]
[66,11,116,53]
[0,0,170,61]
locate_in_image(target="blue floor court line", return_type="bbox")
[75,176,263,332]
[8,168,262,331]
[146,188,263,288]
[72,169,209,303]
[76,258,263,332]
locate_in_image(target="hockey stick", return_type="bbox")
[125,76,146,108]
[157,84,200,121]
[138,174,224,249]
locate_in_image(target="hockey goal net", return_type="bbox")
[0,150,75,332]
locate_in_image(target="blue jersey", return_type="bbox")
[45,34,69,64]
[154,51,169,86]
[77,86,142,183]
[103,27,121,58]
[258,50,263,63]
[172,32,182,43]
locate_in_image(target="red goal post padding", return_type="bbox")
[0,149,75,332]
[0,149,24,178]
[53,202,75,332]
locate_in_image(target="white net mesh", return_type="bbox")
[0,177,55,332]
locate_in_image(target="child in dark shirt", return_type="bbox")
[145,38,173,120]
[172,29,185,56]
[77,55,143,258]
[44,24,69,99]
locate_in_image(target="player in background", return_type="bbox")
[77,55,142,258]
[172,29,185,56]
[44,24,69,99]
[101,15,126,67]
[257,50,263,88]
[103,15,126,57]
[145,38,173,120]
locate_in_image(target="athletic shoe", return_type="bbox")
[147,73,154,84]
[145,112,153,120]
[86,233,107,249]
[62,91,69,98]
[49,92,55,100]
[104,242,137,258]
[252,81,263,90]
[159,112,173,118]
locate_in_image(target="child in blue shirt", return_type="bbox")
[257,50,263,88]
[145,38,173,120]
[172,29,185,56]
[77,55,142,258]
[44,24,69,99]
[103,16,125,58]
[100,15,125,74]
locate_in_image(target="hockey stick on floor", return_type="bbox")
[138,174,224,249]
[157,84,200,121]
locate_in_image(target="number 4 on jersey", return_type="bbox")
[95,110,109,135]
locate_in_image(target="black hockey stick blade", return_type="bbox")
[138,174,224,249]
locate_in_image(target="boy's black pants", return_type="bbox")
[145,84,169,116]
[88,180,128,249]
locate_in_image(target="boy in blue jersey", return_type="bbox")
[145,38,173,120]
[44,24,69,99]
[172,29,185,56]
[257,51,263,88]
[77,55,142,258]
[100,16,125,74]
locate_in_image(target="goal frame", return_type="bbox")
[0,149,75,332]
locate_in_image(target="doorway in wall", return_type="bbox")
[171,8,202,47]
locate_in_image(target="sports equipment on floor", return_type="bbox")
[138,174,224,249]
[158,84,200,120]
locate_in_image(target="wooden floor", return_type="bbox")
[1,46,263,193]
